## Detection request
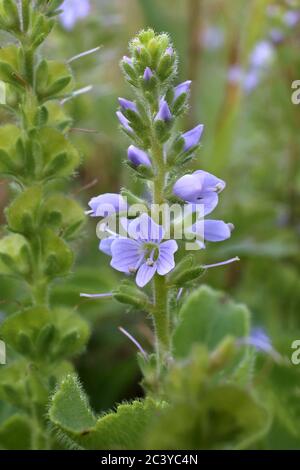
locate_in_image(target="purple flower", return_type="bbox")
[243,69,260,93]
[186,219,234,249]
[116,111,133,133]
[191,219,233,249]
[181,125,204,151]
[173,170,226,215]
[203,26,224,50]
[123,56,133,66]
[237,328,280,360]
[173,80,192,101]
[155,99,172,122]
[118,98,137,113]
[108,213,178,287]
[203,220,233,242]
[284,10,300,27]
[60,0,90,30]
[249,41,274,69]
[165,47,173,56]
[87,193,127,217]
[128,145,152,168]
[143,67,153,81]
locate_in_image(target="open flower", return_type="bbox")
[103,213,178,287]
[173,170,226,215]
[87,193,127,217]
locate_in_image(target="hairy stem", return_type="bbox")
[151,137,171,367]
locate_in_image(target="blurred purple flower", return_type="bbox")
[284,10,300,27]
[116,111,133,132]
[87,193,127,217]
[143,67,153,81]
[155,99,172,122]
[202,26,224,50]
[118,98,137,113]
[237,328,281,360]
[127,145,152,167]
[123,56,133,66]
[181,125,204,151]
[60,0,90,30]
[249,41,274,68]
[173,170,225,215]
[108,213,178,287]
[173,80,192,101]
[243,69,260,93]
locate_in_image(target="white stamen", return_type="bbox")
[80,292,113,299]
[118,326,148,360]
[68,46,102,64]
[202,256,240,269]
[60,85,93,105]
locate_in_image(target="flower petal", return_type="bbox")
[88,193,127,217]
[204,220,232,242]
[128,213,164,242]
[136,262,157,287]
[99,236,116,256]
[194,170,226,193]
[191,192,219,216]
[110,238,141,273]
[173,173,205,201]
[157,240,178,275]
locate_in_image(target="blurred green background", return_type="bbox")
[1,0,299,414]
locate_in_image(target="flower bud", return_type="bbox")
[143,67,153,81]
[155,99,172,122]
[118,97,137,113]
[127,145,152,168]
[181,124,204,151]
[116,111,133,133]
[173,80,192,101]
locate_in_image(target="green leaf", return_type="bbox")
[0,124,22,175]
[41,228,73,277]
[0,414,32,450]
[173,285,250,358]
[263,362,300,441]
[0,306,90,360]
[0,233,30,276]
[146,384,270,450]
[0,45,23,87]
[41,194,85,239]
[6,186,43,234]
[37,127,80,178]
[145,346,270,450]
[36,60,74,101]
[0,358,74,410]
[49,374,165,450]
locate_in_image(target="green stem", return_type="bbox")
[30,279,49,306]
[151,137,172,368]
[153,275,171,360]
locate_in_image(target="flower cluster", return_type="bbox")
[87,30,234,292]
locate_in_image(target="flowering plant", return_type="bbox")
[81,29,237,372]
[0,4,297,451]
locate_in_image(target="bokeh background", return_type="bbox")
[1,0,299,417]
